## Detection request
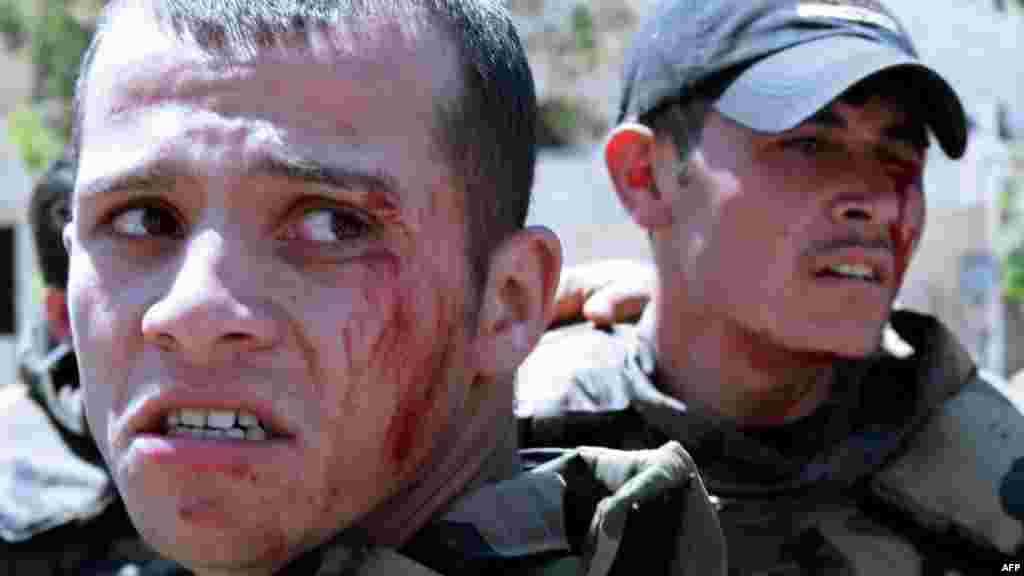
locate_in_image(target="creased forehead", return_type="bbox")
[80,0,463,162]
[101,0,440,63]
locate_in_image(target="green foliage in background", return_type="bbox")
[0,0,27,49]
[7,104,62,173]
[31,1,91,104]
[569,3,598,70]
[999,145,1024,300]
[571,4,594,53]
[540,98,581,145]
[0,0,94,173]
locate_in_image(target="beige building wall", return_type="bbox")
[901,206,990,356]
[0,48,32,117]
[897,127,1015,375]
[526,148,651,266]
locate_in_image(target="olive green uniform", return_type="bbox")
[3,322,726,575]
[517,310,1024,575]
[272,440,725,575]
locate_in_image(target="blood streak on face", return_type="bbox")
[388,380,438,464]
[342,328,354,359]
[365,190,401,224]
[380,284,454,468]
[888,171,920,293]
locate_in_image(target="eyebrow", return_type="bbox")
[79,151,402,208]
[805,107,847,129]
[78,164,179,200]
[804,107,930,153]
[253,152,401,204]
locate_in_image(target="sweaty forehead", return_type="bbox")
[84,1,461,126]
[76,2,468,221]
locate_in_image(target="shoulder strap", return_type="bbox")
[404,442,726,576]
[853,478,1016,573]
[535,441,727,576]
[871,372,1024,556]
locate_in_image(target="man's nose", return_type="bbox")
[141,230,281,363]
[829,170,904,227]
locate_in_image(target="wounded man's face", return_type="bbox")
[66,9,479,574]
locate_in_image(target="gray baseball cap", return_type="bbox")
[618,0,968,158]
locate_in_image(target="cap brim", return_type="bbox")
[714,35,967,158]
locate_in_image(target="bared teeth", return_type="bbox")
[207,410,236,429]
[166,425,270,440]
[238,411,259,427]
[164,408,271,439]
[180,409,206,427]
[825,263,876,281]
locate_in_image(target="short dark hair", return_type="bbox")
[28,158,74,290]
[637,67,744,164]
[71,0,537,287]
[640,65,931,162]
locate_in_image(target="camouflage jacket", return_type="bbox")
[94,440,725,576]
[1,321,174,575]
[273,440,725,575]
[3,324,726,576]
[517,310,1024,575]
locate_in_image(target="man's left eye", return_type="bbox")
[292,207,369,243]
[110,204,183,238]
[782,136,823,157]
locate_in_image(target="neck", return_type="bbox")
[357,378,520,547]
[650,280,836,428]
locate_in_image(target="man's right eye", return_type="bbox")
[781,136,823,157]
[110,205,183,238]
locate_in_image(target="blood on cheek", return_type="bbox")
[380,288,444,467]
[892,170,922,284]
[336,254,448,468]
[387,378,437,465]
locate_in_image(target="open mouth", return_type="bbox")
[163,408,279,441]
[814,263,880,283]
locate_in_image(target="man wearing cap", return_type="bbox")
[517,0,1024,572]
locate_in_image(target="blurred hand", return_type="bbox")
[1011,369,1024,393]
[550,259,656,327]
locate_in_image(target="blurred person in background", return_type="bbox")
[518,0,1024,573]
[1,157,173,574]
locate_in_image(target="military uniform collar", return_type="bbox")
[622,310,974,496]
[286,441,725,575]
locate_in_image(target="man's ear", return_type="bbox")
[471,226,562,378]
[604,123,673,230]
[44,288,71,342]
